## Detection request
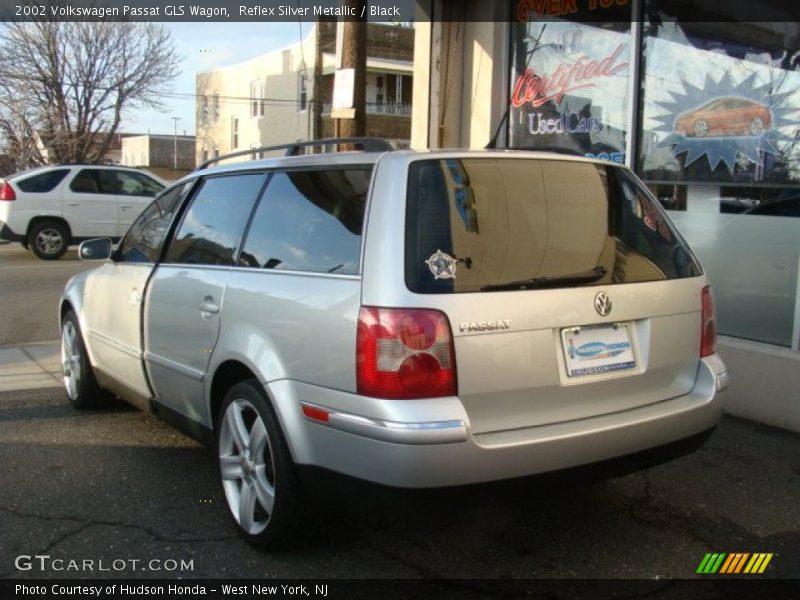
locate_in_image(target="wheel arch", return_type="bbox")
[59,274,98,368]
[206,357,305,464]
[27,215,73,242]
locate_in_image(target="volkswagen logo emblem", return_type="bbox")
[594,292,612,316]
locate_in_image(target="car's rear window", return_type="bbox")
[15,169,70,193]
[405,158,701,294]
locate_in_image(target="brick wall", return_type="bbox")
[320,114,410,142]
[149,138,196,170]
[318,21,414,62]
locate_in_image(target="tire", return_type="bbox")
[750,117,764,136]
[216,379,307,549]
[693,119,708,138]
[29,220,69,260]
[61,310,110,409]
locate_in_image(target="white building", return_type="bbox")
[196,22,414,165]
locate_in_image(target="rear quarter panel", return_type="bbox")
[209,269,362,411]
[4,177,66,234]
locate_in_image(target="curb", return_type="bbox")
[0,341,62,393]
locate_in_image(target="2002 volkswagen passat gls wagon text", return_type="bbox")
[61,140,728,548]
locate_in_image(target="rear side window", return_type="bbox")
[166,173,266,266]
[16,169,70,192]
[115,171,164,197]
[70,169,104,194]
[70,169,163,196]
[239,168,371,275]
[405,158,701,294]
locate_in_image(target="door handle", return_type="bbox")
[67,202,80,206]
[199,297,220,316]
[129,288,141,306]
[120,204,132,210]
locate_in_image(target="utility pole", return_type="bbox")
[336,0,367,138]
[171,116,180,169]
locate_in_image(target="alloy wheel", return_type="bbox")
[36,228,65,256]
[218,398,277,535]
[61,320,81,400]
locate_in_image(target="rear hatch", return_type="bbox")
[403,157,704,434]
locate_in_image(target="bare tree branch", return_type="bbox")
[0,18,180,169]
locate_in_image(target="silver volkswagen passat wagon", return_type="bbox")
[61,139,728,548]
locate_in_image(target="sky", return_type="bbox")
[123,22,313,136]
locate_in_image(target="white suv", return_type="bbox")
[0,164,166,259]
[62,139,728,548]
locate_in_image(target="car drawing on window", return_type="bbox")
[674,97,771,138]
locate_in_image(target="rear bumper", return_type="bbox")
[269,355,727,488]
[0,222,24,242]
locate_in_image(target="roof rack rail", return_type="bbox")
[195,137,394,171]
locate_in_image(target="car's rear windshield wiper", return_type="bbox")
[480,266,607,291]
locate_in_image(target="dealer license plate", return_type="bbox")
[561,323,636,378]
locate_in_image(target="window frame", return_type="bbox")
[236,164,374,276]
[69,169,106,195]
[115,179,198,264]
[298,72,308,112]
[250,80,265,117]
[113,170,165,198]
[162,170,270,267]
[15,168,71,193]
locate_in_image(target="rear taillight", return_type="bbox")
[0,181,15,201]
[701,285,717,357]
[357,306,457,399]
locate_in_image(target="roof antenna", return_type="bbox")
[485,108,509,149]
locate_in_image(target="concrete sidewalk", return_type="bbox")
[0,341,61,392]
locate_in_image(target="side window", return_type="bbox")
[165,173,266,266]
[239,168,370,275]
[16,169,70,192]
[69,170,103,194]
[115,171,165,197]
[119,183,191,263]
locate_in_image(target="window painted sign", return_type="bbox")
[508,18,631,159]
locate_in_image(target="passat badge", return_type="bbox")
[426,250,457,279]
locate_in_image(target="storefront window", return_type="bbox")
[509,3,632,162]
[638,19,800,186]
[639,6,800,347]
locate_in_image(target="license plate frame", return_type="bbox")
[561,322,636,378]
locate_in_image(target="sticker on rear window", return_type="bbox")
[425,249,458,279]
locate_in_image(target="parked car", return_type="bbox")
[674,96,771,138]
[683,192,800,347]
[744,194,800,218]
[60,139,728,548]
[0,164,166,259]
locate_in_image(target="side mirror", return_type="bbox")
[78,238,113,261]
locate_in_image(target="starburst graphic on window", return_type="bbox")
[651,72,798,172]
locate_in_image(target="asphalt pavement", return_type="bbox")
[0,239,798,583]
[0,244,94,346]
[0,386,798,579]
